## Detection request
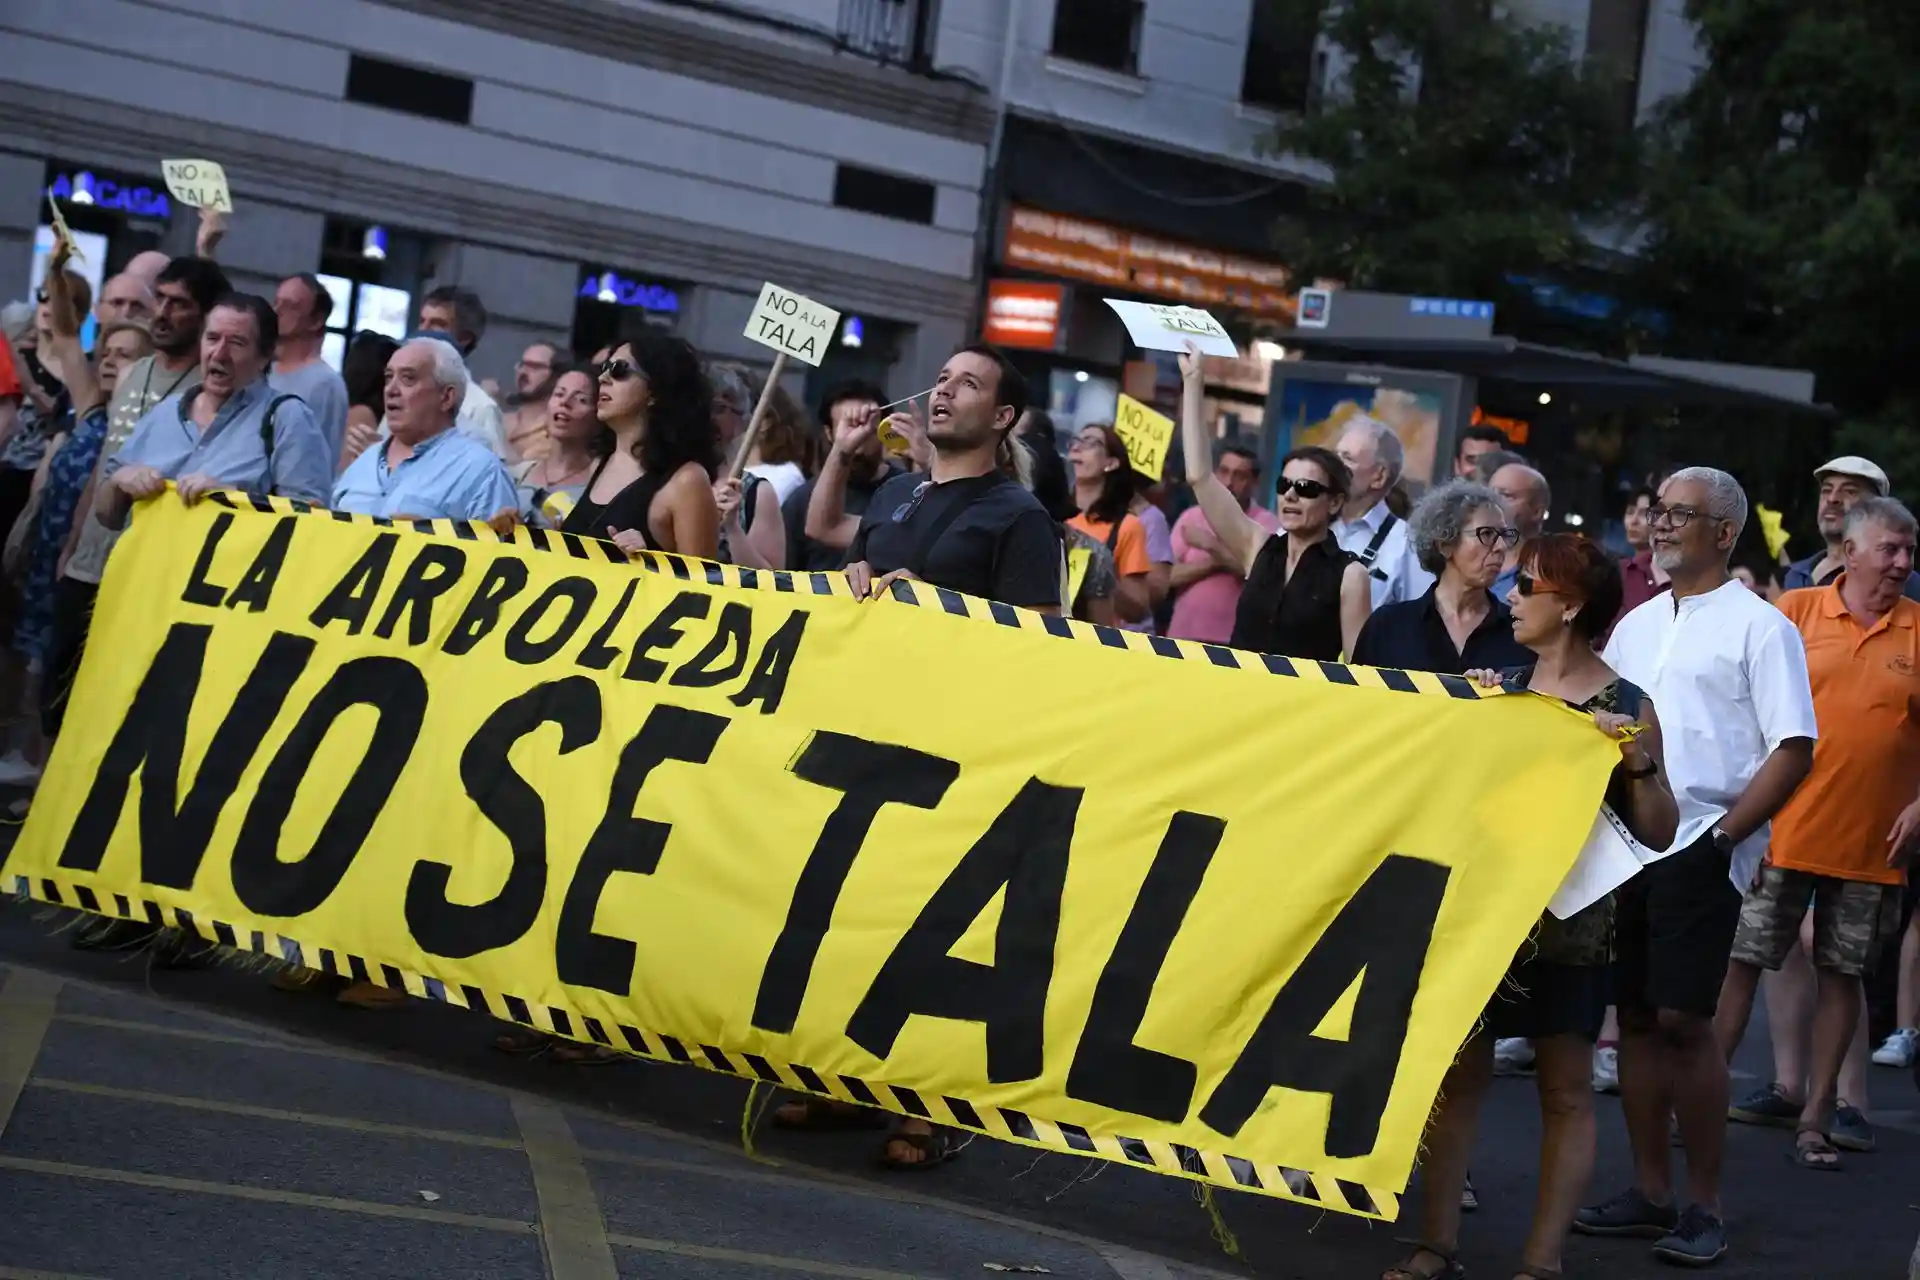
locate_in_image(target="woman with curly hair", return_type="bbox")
[563,330,721,559]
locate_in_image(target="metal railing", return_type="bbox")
[837,0,936,70]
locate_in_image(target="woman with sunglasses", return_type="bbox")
[1382,536,1678,1280]
[1175,350,1370,658]
[564,331,721,559]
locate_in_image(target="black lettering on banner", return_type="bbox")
[1198,854,1450,1159]
[624,591,710,683]
[576,578,636,671]
[180,513,235,606]
[750,733,959,1033]
[668,602,752,689]
[503,577,599,665]
[1065,811,1224,1121]
[373,543,468,646]
[309,533,400,635]
[58,625,315,889]
[555,704,729,994]
[727,610,808,716]
[846,778,1080,1083]
[406,676,602,958]
[223,516,297,612]
[443,558,530,656]
[229,657,429,918]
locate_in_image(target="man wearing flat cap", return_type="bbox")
[1783,456,1920,600]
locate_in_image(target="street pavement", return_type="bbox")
[1,900,1915,1279]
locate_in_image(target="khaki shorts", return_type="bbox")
[1729,864,1904,977]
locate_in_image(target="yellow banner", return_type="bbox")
[3,493,1616,1219]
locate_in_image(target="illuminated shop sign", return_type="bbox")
[578,271,680,313]
[48,171,173,220]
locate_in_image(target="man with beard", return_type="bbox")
[500,341,560,464]
[1782,457,1920,600]
[268,273,350,463]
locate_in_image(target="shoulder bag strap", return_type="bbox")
[259,394,301,497]
[904,481,990,581]
[1357,512,1398,568]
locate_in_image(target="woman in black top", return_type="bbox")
[1173,348,1370,658]
[563,330,721,559]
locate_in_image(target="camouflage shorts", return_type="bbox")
[1729,864,1904,977]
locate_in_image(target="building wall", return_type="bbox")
[0,0,994,394]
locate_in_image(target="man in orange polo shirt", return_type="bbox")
[1714,496,1920,1171]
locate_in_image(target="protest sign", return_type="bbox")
[161,159,233,213]
[3,493,1617,1218]
[1113,395,1175,482]
[729,283,842,478]
[1105,300,1239,358]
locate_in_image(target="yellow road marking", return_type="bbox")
[603,1234,938,1280]
[55,1013,381,1062]
[511,1098,617,1280]
[29,1079,520,1150]
[0,1155,535,1232]
[0,970,61,1139]
[0,1267,111,1280]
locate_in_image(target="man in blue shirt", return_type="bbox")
[332,337,517,521]
[1783,456,1920,601]
[101,293,333,526]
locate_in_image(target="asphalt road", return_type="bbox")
[1,902,1915,1279]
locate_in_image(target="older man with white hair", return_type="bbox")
[1490,461,1551,598]
[1577,465,1817,1268]
[331,336,516,521]
[1333,415,1433,607]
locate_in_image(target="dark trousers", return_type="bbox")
[40,577,96,740]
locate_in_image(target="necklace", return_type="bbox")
[139,355,194,411]
[537,456,591,488]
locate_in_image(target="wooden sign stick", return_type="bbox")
[727,352,789,483]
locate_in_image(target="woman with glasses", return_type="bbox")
[563,331,721,559]
[1067,424,1154,624]
[1381,535,1678,1280]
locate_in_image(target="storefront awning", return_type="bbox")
[1279,334,1836,418]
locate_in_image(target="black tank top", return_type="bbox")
[1228,533,1353,660]
[563,454,674,549]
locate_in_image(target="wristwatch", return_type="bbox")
[1711,826,1736,855]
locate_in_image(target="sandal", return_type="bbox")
[1790,1127,1842,1171]
[1382,1239,1465,1280]
[548,1041,626,1065]
[1460,1173,1478,1213]
[772,1096,889,1131]
[492,1028,555,1056]
[876,1123,964,1172]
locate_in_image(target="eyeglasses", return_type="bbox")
[1514,569,1564,598]
[1468,525,1522,549]
[891,481,934,524]
[1278,477,1334,500]
[1647,504,1719,529]
[597,358,638,382]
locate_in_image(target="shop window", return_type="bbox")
[316,217,428,370]
[1240,0,1325,112]
[345,54,474,126]
[1049,0,1143,75]
[572,267,682,359]
[832,165,937,225]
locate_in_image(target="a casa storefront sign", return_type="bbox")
[46,170,173,220]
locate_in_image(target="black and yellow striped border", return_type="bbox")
[201,491,1493,703]
[13,872,1401,1220]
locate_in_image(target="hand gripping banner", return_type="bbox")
[3,493,1618,1220]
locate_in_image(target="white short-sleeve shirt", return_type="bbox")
[1603,578,1819,887]
[1335,500,1435,610]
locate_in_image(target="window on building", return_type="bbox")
[1241,0,1325,112]
[832,164,937,225]
[1584,0,1652,131]
[1049,0,1144,75]
[345,54,474,126]
[316,217,426,370]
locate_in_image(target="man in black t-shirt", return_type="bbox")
[845,345,1061,612]
[782,379,892,571]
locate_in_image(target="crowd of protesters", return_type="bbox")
[4,220,1919,1276]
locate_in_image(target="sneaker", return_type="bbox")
[0,751,43,786]
[1460,1172,1478,1213]
[1831,1102,1875,1153]
[1872,1027,1919,1067]
[1728,1081,1801,1127]
[1651,1204,1728,1267]
[1573,1186,1679,1238]
[1592,1043,1620,1093]
[1493,1037,1536,1075]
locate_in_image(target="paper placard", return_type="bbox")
[44,191,84,264]
[1548,804,1654,920]
[1113,394,1175,482]
[161,159,233,212]
[1104,299,1239,358]
[744,282,840,367]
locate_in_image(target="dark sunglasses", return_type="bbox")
[1469,525,1522,550]
[1515,569,1560,597]
[891,481,933,524]
[596,357,638,382]
[1277,477,1334,500]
